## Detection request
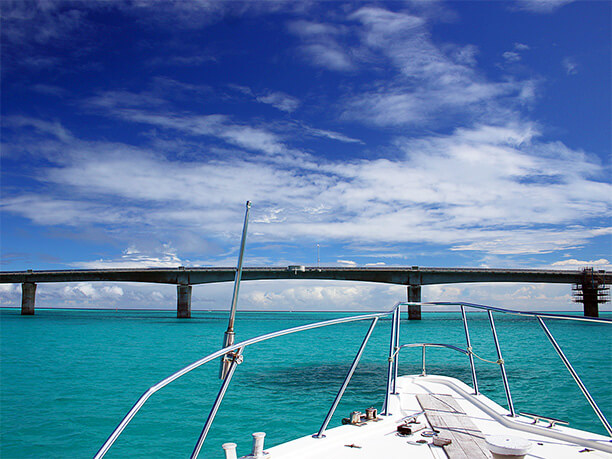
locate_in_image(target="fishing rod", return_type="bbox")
[219,200,251,379]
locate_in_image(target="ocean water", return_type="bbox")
[1,308,610,458]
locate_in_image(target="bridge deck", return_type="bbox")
[1,266,604,286]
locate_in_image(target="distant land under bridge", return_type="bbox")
[0,266,609,319]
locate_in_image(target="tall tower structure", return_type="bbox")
[573,268,610,317]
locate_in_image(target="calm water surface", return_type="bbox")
[1,308,610,458]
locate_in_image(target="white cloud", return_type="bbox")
[562,57,578,75]
[62,283,124,300]
[4,116,74,143]
[1,1,86,47]
[502,42,531,64]
[0,268,605,314]
[503,51,521,63]
[95,108,292,157]
[452,44,479,66]
[288,20,344,38]
[514,0,575,13]
[0,278,606,312]
[424,282,579,311]
[551,258,612,270]
[86,90,167,110]
[149,54,216,67]
[228,85,301,113]
[3,118,610,257]
[330,7,537,127]
[257,91,301,113]
[303,126,363,144]
[288,20,355,71]
[2,282,178,310]
[72,245,183,269]
[301,44,355,71]
[337,259,357,266]
[242,281,385,310]
[2,195,126,226]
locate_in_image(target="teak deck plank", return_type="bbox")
[417,393,491,459]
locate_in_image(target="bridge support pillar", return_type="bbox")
[21,282,36,315]
[582,284,599,318]
[177,285,192,319]
[407,285,421,320]
[572,268,611,318]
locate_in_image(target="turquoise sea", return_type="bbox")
[1,308,611,458]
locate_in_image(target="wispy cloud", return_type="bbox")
[31,84,69,97]
[72,245,184,269]
[514,0,575,13]
[227,85,301,113]
[85,90,168,110]
[316,7,538,127]
[95,108,291,157]
[562,57,578,75]
[288,20,355,71]
[302,125,363,144]
[257,91,301,113]
[337,259,357,266]
[3,116,609,258]
[502,43,530,64]
[503,51,521,63]
[148,54,217,67]
[551,258,612,270]
[1,1,86,47]
[61,283,124,301]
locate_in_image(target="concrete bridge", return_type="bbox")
[1,266,609,318]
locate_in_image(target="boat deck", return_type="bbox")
[263,375,612,458]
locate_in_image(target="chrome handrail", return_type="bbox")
[487,309,516,416]
[422,301,612,323]
[96,299,611,458]
[382,307,399,415]
[395,342,470,356]
[313,317,379,438]
[95,304,402,458]
[536,316,612,435]
[394,343,470,377]
[412,301,611,435]
[461,305,479,394]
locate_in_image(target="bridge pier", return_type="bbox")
[407,285,421,320]
[177,284,192,318]
[574,268,609,318]
[582,283,599,318]
[21,282,36,315]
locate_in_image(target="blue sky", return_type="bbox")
[1,0,610,311]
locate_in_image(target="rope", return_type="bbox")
[467,346,504,365]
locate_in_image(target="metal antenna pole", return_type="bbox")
[220,201,251,379]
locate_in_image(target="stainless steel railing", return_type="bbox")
[405,301,612,435]
[94,303,402,458]
[95,300,611,458]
